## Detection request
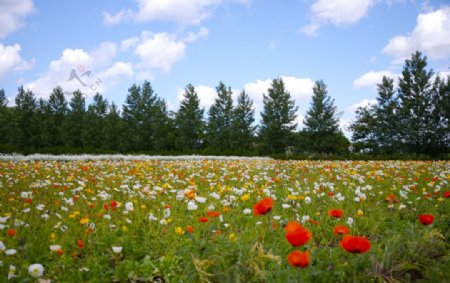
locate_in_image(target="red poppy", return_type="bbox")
[253,197,274,216]
[7,229,16,237]
[287,250,310,268]
[333,225,350,236]
[207,211,221,217]
[285,221,312,247]
[328,209,343,218]
[418,214,434,225]
[57,249,64,256]
[199,217,209,223]
[340,235,371,254]
[110,201,118,209]
[186,226,194,233]
[444,191,450,198]
[25,198,32,203]
[77,239,85,249]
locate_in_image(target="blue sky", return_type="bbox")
[1,0,450,136]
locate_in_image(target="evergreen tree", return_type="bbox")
[0,89,11,146]
[175,84,205,152]
[397,51,438,154]
[14,86,38,150]
[302,80,348,154]
[47,86,68,147]
[66,90,86,149]
[231,90,256,153]
[373,76,399,154]
[103,102,126,151]
[349,105,378,153]
[122,81,165,152]
[152,99,175,152]
[259,78,298,154]
[84,93,107,149]
[207,82,234,153]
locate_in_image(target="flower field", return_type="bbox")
[0,158,449,282]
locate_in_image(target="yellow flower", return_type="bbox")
[241,194,250,201]
[140,204,146,209]
[357,209,364,216]
[79,217,89,225]
[229,233,236,242]
[175,227,185,235]
[49,232,56,242]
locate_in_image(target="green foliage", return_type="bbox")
[207,82,234,153]
[231,90,256,153]
[175,84,205,152]
[259,78,298,154]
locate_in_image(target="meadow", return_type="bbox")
[0,157,448,282]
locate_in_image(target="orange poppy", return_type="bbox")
[340,235,371,254]
[186,226,194,233]
[7,229,16,237]
[253,197,274,216]
[207,211,221,217]
[333,225,350,236]
[287,250,310,268]
[285,221,312,247]
[77,239,85,249]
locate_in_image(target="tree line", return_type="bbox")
[0,51,448,157]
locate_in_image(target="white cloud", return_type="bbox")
[120,36,140,51]
[353,71,398,89]
[0,43,34,79]
[103,0,249,26]
[184,27,209,43]
[348,98,377,112]
[301,0,374,36]
[24,45,132,99]
[135,32,186,73]
[0,0,34,38]
[383,6,450,61]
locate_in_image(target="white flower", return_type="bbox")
[49,245,61,251]
[273,215,281,221]
[163,208,171,218]
[0,224,5,230]
[125,202,134,211]
[282,203,291,209]
[148,213,157,221]
[304,197,311,204]
[0,216,9,223]
[195,196,206,203]
[354,197,360,203]
[8,265,16,280]
[112,246,123,253]
[187,201,198,211]
[159,219,168,225]
[103,214,111,220]
[256,221,262,225]
[399,204,407,210]
[5,249,17,255]
[209,192,220,200]
[0,241,5,251]
[301,215,310,224]
[346,217,354,226]
[28,263,44,278]
[243,208,252,214]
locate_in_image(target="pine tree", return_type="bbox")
[397,51,436,154]
[84,93,108,150]
[66,90,86,149]
[14,86,38,150]
[47,86,68,147]
[349,105,378,153]
[175,84,205,152]
[302,80,347,154]
[259,78,298,154]
[207,82,234,153]
[231,90,256,153]
[103,102,126,152]
[373,76,399,154]
[0,89,14,148]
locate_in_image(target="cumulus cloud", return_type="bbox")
[103,0,249,26]
[348,98,377,112]
[0,0,34,38]
[383,6,450,62]
[0,43,34,79]
[353,71,398,89]
[301,0,374,36]
[24,45,131,99]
